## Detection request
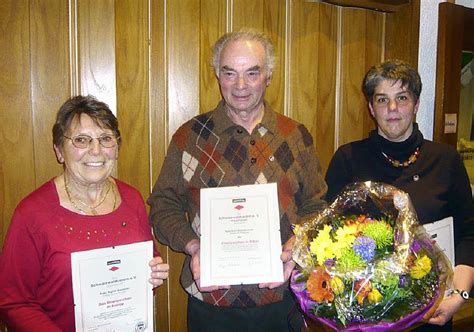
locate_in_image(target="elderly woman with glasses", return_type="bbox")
[0,95,169,331]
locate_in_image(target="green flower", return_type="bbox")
[361,221,393,249]
[337,249,365,272]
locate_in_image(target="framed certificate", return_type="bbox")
[200,183,284,287]
[71,241,154,331]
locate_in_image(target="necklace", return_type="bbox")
[64,176,111,215]
[110,181,117,211]
[381,147,420,168]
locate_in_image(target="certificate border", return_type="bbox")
[71,241,154,331]
[200,183,283,287]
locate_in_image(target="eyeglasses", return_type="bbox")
[64,134,119,149]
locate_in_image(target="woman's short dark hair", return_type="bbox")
[363,60,422,104]
[52,95,121,147]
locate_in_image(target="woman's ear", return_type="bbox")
[368,102,375,118]
[54,144,64,163]
[413,99,420,115]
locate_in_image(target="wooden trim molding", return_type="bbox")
[434,3,474,145]
[306,0,410,13]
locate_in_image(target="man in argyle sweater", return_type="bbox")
[148,30,327,331]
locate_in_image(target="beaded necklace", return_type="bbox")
[381,147,420,168]
[64,176,112,215]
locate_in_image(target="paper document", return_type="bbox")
[423,216,455,266]
[71,241,154,332]
[200,183,283,287]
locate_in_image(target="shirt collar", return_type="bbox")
[211,100,278,135]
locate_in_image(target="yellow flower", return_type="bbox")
[368,288,383,304]
[334,224,358,249]
[318,225,332,241]
[410,255,432,279]
[330,277,344,295]
[331,241,345,259]
[293,224,300,234]
[310,238,334,265]
[310,225,335,265]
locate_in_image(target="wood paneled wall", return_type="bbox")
[0,1,419,331]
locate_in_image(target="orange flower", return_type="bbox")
[357,215,369,223]
[307,267,334,303]
[344,214,370,234]
[354,279,372,305]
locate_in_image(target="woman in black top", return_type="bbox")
[325,60,473,331]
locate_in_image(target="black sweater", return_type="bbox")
[325,124,474,267]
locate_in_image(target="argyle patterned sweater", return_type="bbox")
[148,100,327,307]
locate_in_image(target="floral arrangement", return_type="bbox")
[291,182,452,331]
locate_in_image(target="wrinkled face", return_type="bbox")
[54,113,118,186]
[218,39,270,116]
[369,80,419,142]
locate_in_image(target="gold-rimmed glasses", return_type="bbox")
[63,134,119,149]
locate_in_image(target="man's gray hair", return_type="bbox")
[211,29,275,78]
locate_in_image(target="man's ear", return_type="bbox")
[266,71,272,86]
[54,144,64,163]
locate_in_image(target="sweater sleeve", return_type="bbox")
[325,146,353,202]
[294,125,327,219]
[448,152,474,267]
[148,139,199,253]
[0,206,62,331]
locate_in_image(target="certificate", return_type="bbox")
[200,183,283,287]
[423,216,455,266]
[71,241,154,332]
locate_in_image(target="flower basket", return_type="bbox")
[291,181,452,331]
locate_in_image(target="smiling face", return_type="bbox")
[54,113,118,187]
[217,39,270,117]
[369,79,419,142]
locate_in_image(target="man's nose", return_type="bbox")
[236,75,246,89]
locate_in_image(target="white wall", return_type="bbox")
[455,0,474,7]
[417,0,474,140]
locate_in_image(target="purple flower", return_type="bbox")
[324,259,336,267]
[399,275,407,288]
[411,239,421,253]
[353,236,376,261]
